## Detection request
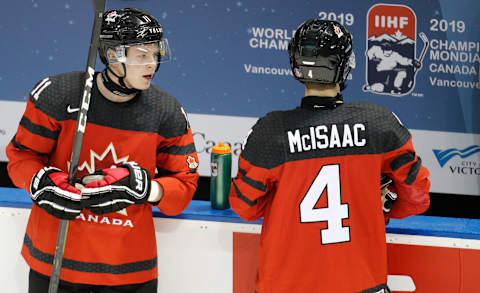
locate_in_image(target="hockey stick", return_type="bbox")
[414,32,429,73]
[48,0,106,292]
[418,32,429,62]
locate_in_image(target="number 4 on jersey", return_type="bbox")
[299,164,350,245]
[308,70,313,78]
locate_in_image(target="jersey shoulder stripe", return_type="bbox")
[390,152,415,171]
[10,135,49,156]
[156,143,196,156]
[405,157,422,185]
[232,181,258,206]
[19,116,60,140]
[30,77,51,101]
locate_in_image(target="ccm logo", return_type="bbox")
[77,67,95,134]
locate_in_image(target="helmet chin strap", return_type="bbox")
[102,65,140,97]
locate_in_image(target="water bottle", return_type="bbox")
[210,142,232,210]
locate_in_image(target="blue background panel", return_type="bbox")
[0,0,479,132]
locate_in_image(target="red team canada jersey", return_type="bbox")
[230,96,430,293]
[6,72,199,285]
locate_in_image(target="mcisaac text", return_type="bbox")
[287,123,367,153]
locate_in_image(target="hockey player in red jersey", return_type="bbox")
[229,19,430,293]
[6,8,199,292]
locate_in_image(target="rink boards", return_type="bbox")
[0,187,479,292]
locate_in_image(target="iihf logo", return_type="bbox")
[364,4,429,96]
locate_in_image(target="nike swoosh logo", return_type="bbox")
[67,105,80,113]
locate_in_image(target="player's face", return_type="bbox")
[123,43,160,90]
[384,49,392,57]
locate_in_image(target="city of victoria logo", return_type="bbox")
[364,4,429,96]
[433,145,480,167]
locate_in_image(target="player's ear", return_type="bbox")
[106,49,124,76]
[106,49,118,62]
[107,49,114,58]
[108,62,123,76]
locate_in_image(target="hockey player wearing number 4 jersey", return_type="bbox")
[6,8,198,292]
[229,19,430,293]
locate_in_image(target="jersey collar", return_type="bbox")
[300,94,344,110]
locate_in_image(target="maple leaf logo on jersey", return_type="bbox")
[74,142,130,174]
[186,155,199,169]
[69,143,130,216]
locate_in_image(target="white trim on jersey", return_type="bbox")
[31,77,51,100]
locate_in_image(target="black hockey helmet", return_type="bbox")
[99,8,170,65]
[288,19,355,86]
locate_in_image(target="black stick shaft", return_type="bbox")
[48,1,106,292]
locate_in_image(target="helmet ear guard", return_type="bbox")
[288,19,355,88]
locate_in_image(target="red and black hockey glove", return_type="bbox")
[29,167,82,220]
[80,162,151,214]
[381,175,398,224]
[381,175,398,213]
